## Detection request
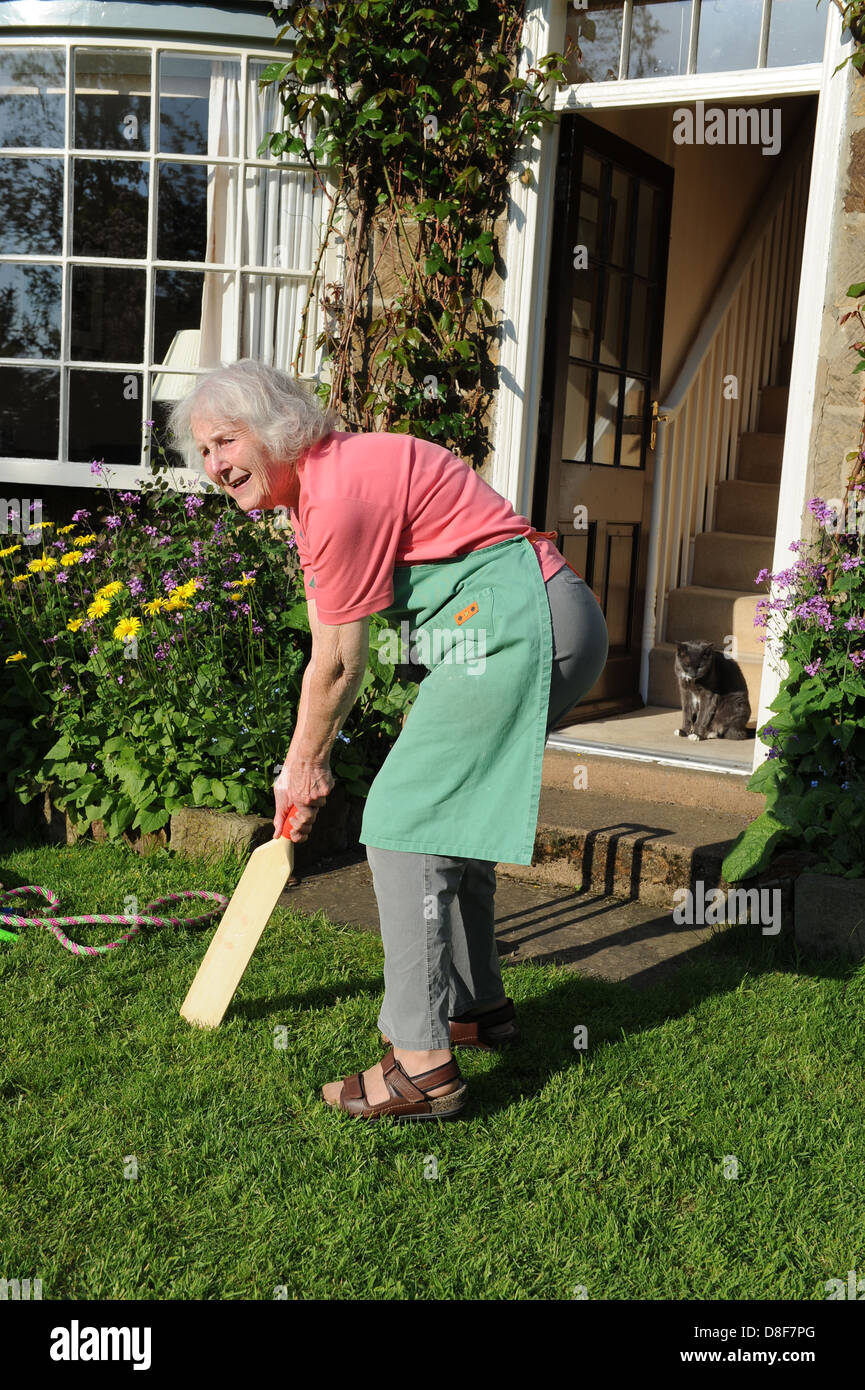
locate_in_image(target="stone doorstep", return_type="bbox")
[501,795,740,910]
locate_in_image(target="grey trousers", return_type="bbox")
[367,565,609,1050]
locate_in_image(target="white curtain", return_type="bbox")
[200,62,240,367]
[199,62,326,373]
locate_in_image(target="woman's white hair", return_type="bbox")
[168,359,341,471]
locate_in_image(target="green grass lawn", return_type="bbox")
[1,837,863,1301]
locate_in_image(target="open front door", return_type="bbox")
[534,115,673,718]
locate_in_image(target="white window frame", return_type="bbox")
[0,33,335,489]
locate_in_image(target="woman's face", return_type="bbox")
[191,416,298,511]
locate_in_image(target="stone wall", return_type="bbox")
[807,64,865,507]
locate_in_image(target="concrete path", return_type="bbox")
[279,852,715,991]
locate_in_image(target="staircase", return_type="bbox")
[646,344,791,716]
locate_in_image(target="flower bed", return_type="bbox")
[0,451,416,841]
[723,489,865,882]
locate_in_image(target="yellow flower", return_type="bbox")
[67,618,84,632]
[162,596,189,612]
[5,651,26,663]
[87,597,111,619]
[169,578,200,601]
[28,521,53,531]
[0,543,21,558]
[11,574,30,584]
[60,551,83,567]
[96,581,124,598]
[143,598,165,616]
[227,592,242,602]
[57,523,77,535]
[73,534,96,547]
[228,576,256,588]
[28,556,59,573]
[113,616,141,643]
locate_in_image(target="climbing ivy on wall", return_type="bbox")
[259,1,571,468]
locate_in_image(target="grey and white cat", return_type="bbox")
[673,640,750,741]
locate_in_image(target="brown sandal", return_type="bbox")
[381,998,519,1053]
[323,1048,468,1122]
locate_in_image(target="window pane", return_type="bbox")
[73,158,148,257]
[592,371,621,464]
[570,268,598,358]
[624,279,651,375]
[0,264,62,357]
[158,162,236,263]
[0,157,62,254]
[70,266,146,362]
[633,182,659,278]
[147,396,187,466]
[563,363,591,462]
[620,380,647,468]
[160,55,239,155]
[608,166,634,269]
[629,2,692,78]
[768,0,827,66]
[0,367,59,458]
[563,4,624,83]
[68,370,142,464]
[154,269,204,364]
[241,274,312,368]
[74,48,150,151]
[696,0,764,73]
[601,270,626,369]
[243,167,321,269]
[0,47,65,148]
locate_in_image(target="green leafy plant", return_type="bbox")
[723,286,865,880]
[0,439,416,840]
[258,1,569,469]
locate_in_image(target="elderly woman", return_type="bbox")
[171,359,608,1122]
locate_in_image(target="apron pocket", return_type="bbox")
[413,583,495,675]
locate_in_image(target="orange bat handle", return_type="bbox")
[280,803,299,839]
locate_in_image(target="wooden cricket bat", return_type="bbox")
[180,805,298,1029]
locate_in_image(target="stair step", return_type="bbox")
[648,641,763,712]
[692,530,774,591]
[758,385,789,434]
[715,479,780,535]
[665,585,764,655]
[738,432,784,483]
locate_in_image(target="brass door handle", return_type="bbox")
[650,400,668,451]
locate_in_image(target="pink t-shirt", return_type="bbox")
[288,430,569,624]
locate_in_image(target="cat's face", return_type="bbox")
[676,641,714,682]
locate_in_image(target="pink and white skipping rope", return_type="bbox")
[0,885,228,956]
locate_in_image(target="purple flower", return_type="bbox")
[844,615,865,631]
[143,525,158,538]
[89,762,96,770]
[240,602,251,616]
[72,509,91,523]
[61,684,72,695]
[105,515,121,530]
[788,539,804,553]
[129,576,144,597]
[195,601,212,612]
[55,571,69,584]
[161,572,177,592]
[804,659,822,676]
[118,491,139,504]
[851,651,865,668]
[154,642,170,660]
[88,644,98,656]
[841,555,862,571]
[184,494,204,516]
[81,548,97,562]
[117,674,124,685]
[231,552,242,564]
[252,622,263,636]
[144,418,155,428]
[755,568,771,585]
[248,509,263,520]
[157,535,171,547]
[286,534,297,551]
[52,539,65,550]
[90,460,105,476]
[191,541,205,562]
[42,634,58,645]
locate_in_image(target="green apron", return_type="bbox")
[360,535,553,865]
